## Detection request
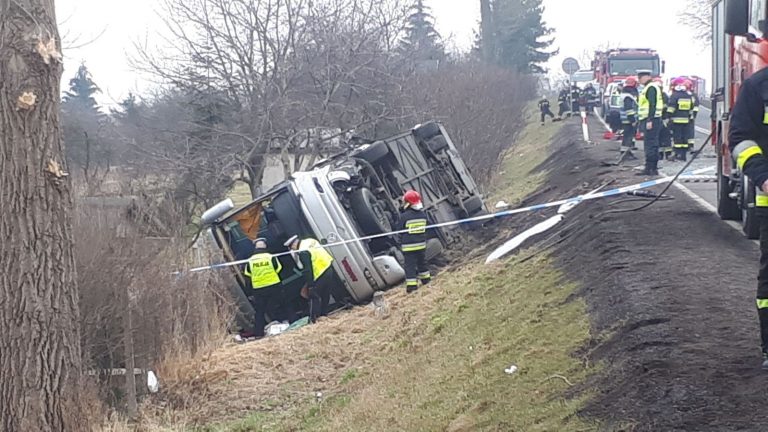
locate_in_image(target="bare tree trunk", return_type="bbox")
[280,146,292,181]
[0,1,85,430]
[122,282,138,420]
[480,0,493,62]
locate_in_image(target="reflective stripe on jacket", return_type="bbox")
[244,252,282,289]
[620,93,637,124]
[667,91,692,124]
[399,208,428,253]
[299,238,334,280]
[732,140,768,208]
[638,82,664,120]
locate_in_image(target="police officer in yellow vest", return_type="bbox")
[243,238,284,338]
[285,235,335,323]
[636,70,664,176]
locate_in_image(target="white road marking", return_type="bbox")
[581,110,590,142]
[594,108,611,131]
[672,182,755,242]
[696,126,711,134]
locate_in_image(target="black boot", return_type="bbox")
[762,351,768,370]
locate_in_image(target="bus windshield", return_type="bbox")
[609,58,660,76]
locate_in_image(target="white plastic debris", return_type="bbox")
[485,215,563,263]
[504,365,519,375]
[147,371,160,393]
[495,200,510,210]
[557,200,581,214]
[487,183,607,264]
[265,321,290,336]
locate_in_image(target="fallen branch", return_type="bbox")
[540,374,574,387]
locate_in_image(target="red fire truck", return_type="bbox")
[712,0,768,239]
[592,48,664,118]
[592,48,664,89]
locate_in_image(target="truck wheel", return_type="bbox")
[742,175,760,239]
[718,174,741,221]
[461,196,485,217]
[424,238,444,261]
[350,187,393,235]
[413,122,442,141]
[355,141,390,164]
[427,136,449,153]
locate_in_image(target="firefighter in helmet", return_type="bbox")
[398,190,432,293]
[539,96,556,125]
[557,87,570,119]
[728,65,768,369]
[666,77,694,161]
[619,76,639,158]
[652,78,673,161]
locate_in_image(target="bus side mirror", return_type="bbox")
[725,0,749,36]
[661,61,666,74]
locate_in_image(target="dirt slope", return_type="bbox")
[552,117,768,431]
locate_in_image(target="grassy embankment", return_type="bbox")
[134,110,599,432]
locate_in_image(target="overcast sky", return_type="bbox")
[56,0,710,105]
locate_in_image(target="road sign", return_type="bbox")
[562,57,580,75]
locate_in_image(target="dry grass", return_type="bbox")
[107,109,601,431]
[138,286,447,426]
[487,104,563,206]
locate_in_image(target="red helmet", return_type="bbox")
[684,78,694,91]
[624,76,638,88]
[671,77,686,87]
[403,190,422,206]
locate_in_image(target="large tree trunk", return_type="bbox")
[0,1,85,430]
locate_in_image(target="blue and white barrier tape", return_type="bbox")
[177,166,715,275]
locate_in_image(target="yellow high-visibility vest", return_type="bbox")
[638,82,664,120]
[299,238,334,280]
[244,253,282,289]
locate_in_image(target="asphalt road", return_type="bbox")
[670,105,718,209]
[593,106,722,206]
[593,105,753,238]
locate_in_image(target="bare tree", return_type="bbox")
[680,0,712,45]
[130,0,410,204]
[0,0,86,429]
